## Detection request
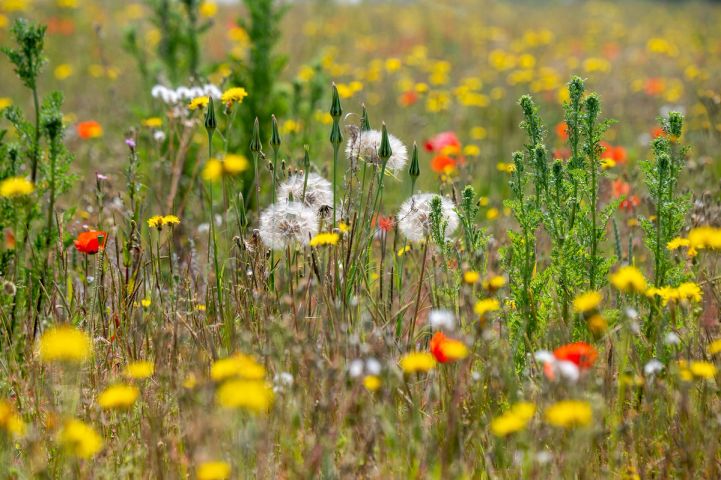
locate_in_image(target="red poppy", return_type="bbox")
[399,90,419,107]
[620,195,640,211]
[601,142,627,164]
[372,214,394,233]
[76,121,103,140]
[555,122,569,141]
[429,331,467,363]
[553,148,570,160]
[612,179,631,198]
[552,342,598,370]
[430,155,457,174]
[424,131,461,154]
[651,126,666,139]
[74,230,108,255]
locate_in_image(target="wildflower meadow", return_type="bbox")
[2,0,721,477]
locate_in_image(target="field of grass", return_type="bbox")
[2,0,721,478]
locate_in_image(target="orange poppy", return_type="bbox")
[555,121,569,141]
[76,121,103,140]
[399,90,419,107]
[552,342,598,370]
[74,230,108,255]
[430,331,468,363]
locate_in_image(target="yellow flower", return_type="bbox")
[221,87,248,106]
[215,379,274,413]
[400,352,436,374]
[98,384,139,410]
[125,360,155,379]
[147,215,164,228]
[141,298,151,308]
[600,158,616,170]
[142,117,163,128]
[183,373,198,390]
[0,97,12,110]
[490,402,536,437]
[198,1,218,18]
[0,400,25,437]
[397,245,411,257]
[486,208,500,220]
[0,176,34,198]
[197,461,231,480]
[482,275,506,291]
[667,237,690,251]
[53,64,73,80]
[58,419,103,459]
[222,154,249,175]
[496,162,516,173]
[39,325,92,363]
[211,353,265,382]
[463,270,480,284]
[707,338,721,356]
[474,298,500,317]
[202,159,223,181]
[338,221,350,234]
[188,96,209,111]
[162,214,181,226]
[647,282,702,305]
[573,291,602,313]
[688,360,716,380]
[688,226,721,251]
[587,314,608,335]
[463,144,480,156]
[309,232,340,247]
[544,400,593,428]
[610,266,647,294]
[363,375,381,392]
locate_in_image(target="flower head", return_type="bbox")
[211,353,265,382]
[259,201,319,250]
[490,402,536,437]
[610,266,647,293]
[400,352,436,374]
[215,379,274,413]
[544,400,593,428]
[221,87,248,106]
[0,400,25,437]
[188,96,209,110]
[429,331,468,363]
[474,298,500,318]
[76,120,103,139]
[197,461,231,480]
[0,176,34,198]
[58,418,103,459]
[309,232,340,247]
[74,230,107,255]
[98,384,140,410]
[345,127,408,174]
[573,291,602,314]
[277,173,333,212]
[397,193,459,242]
[124,360,155,379]
[39,325,92,363]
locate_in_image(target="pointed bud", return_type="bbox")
[330,121,343,146]
[330,83,342,119]
[409,142,420,180]
[270,114,281,151]
[378,123,392,162]
[360,103,371,131]
[204,97,217,134]
[249,117,262,153]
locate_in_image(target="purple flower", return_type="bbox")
[125,138,136,150]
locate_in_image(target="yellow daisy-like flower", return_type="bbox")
[147,215,164,228]
[162,214,181,226]
[210,353,265,382]
[482,275,506,291]
[215,379,274,413]
[0,400,26,437]
[0,176,34,198]
[309,232,340,247]
[490,401,536,437]
[363,375,381,392]
[397,245,411,257]
[689,361,716,379]
[222,154,249,175]
[39,325,92,364]
[463,270,480,284]
[142,117,163,128]
[58,418,103,459]
[198,1,218,18]
[667,237,690,251]
[220,87,248,106]
[338,221,350,234]
[707,338,721,356]
[0,98,13,110]
[98,384,140,410]
[496,162,516,173]
[600,158,616,170]
[202,159,223,182]
[141,298,151,308]
[124,360,155,379]
[544,400,593,428]
[573,291,602,313]
[188,96,209,111]
[197,461,231,480]
[399,352,436,374]
[610,266,647,294]
[474,298,500,317]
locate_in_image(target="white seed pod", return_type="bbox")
[397,192,459,242]
[259,201,319,250]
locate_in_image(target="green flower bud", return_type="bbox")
[270,114,281,151]
[204,96,217,134]
[409,142,420,180]
[330,83,342,119]
[249,117,262,153]
[361,103,371,131]
[378,123,392,162]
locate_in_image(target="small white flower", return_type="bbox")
[397,193,459,242]
[153,130,166,142]
[348,359,364,378]
[365,358,382,376]
[259,201,319,250]
[644,359,664,377]
[664,331,681,345]
[556,360,580,382]
[534,350,554,364]
[429,309,456,331]
[345,127,408,174]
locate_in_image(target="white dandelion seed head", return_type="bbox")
[644,359,664,377]
[276,173,333,212]
[259,201,319,250]
[397,193,459,243]
[348,359,364,378]
[345,128,408,174]
[429,309,456,331]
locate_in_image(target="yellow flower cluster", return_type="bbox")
[474,298,500,317]
[58,418,103,459]
[490,401,536,437]
[98,384,139,410]
[678,360,717,381]
[573,291,602,314]
[147,214,181,229]
[124,360,155,379]
[666,227,721,257]
[0,176,34,198]
[212,353,273,413]
[646,282,702,305]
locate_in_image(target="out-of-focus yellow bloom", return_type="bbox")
[125,360,155,379]
[474,298,500,317]
[363,375,381,391]
[0,97,12,109]
[482,275,506,291]
[215,379,274,413]
[587,314,608,335]
[601,158,616,170]
[463,271,480,284]
[610,266,647,293]
[199,1,217,17]
[397,245,411,257]
[0,177,34,198]
[142,117,163,128]
[545,400,592,428]
[197,461,231,480]
[0,400,25,437]
[309,232,339,247]
[1,0,30,12]
[221,87,248,106]
[463,144,480,156]
[58,419,103,459]
[490,402,535,437]
[39,325,92,364]
[496,162,515,173]
[400,352,435,374]
[188,96,209,111]
[98,384,139,410]
[707,338,721,356]
[141,298,151,308]
[56,0,77,7]
[583,57,611,73]
[678,360,716,381]
[211,353,265,382]
[486,208,500,220]
[573,291,602,313]
[646,282,702,305]
[53,64,73,80]
[338,221,350,234]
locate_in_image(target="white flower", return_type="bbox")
[644,359,664,377]
[348,359,364,378]
[365,358,381,376]
[345,127,408,174]
[664,331,681,346]
[429,309,455,330]
[397,193,459,242]
[276,173,333,212]
[259,201,319,250]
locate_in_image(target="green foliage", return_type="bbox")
[1,18,46,91]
